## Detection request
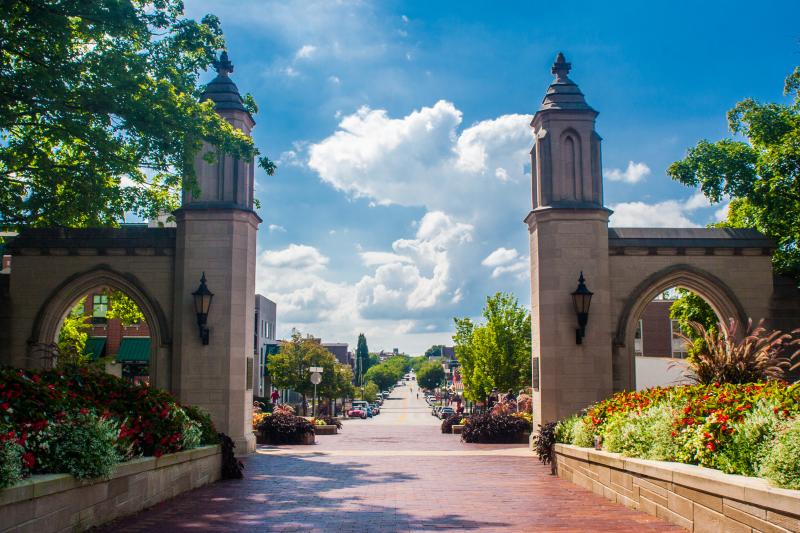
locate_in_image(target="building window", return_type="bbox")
[92,294,108,324]
[670,320,689,359]
[634,319,643,356]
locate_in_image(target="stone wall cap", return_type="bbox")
[608,227,775,249]
[6,226,176,253]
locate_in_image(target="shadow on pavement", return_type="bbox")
[96,451,510,532]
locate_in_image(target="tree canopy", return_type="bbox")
[363,355,408,391]
[667,66,800,279]
[416,360,445,390]
[452,292,531,402]
[267,332,350,414]
[355,333,369,385]
[0,0,274,229]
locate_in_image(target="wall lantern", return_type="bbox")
[571,271,593,344]
[192,272,214,345]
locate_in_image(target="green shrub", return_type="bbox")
[555,415,580,444]
[48,412,120,479]
[761,418,800,489]
[602,403,678,461]
[461,413,531,444]
[713,401,779,476]
[182,404,220,446]
[571,417,595,448]
[0,437,24,488]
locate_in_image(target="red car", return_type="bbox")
[347,408,367,419]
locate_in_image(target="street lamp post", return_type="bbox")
[309,366,323,418]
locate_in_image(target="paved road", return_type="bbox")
[99,381,682,532]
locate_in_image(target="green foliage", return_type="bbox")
[602,403,678,461]
[416,360,445,390]
[667,67,800,279]
[357,382,380,402]
[0,436,24,488]
[452,292,531,402]
[424,345,444,358]
[554,415,581,445]
[461,413,531,443]
[0,0,274,229]
[409,356,427,373]
[559,382,800,484]
[355,333,369,385]
[364,355,408,391]
[106,290,145,326]
[182,405,220,445]
[713,401,779,476]
[56,299,90,366]
[47,412,120,480]
[761,417,800,489]
[681,319,796,385]
[266,332,345,409]
[669,289,718,359]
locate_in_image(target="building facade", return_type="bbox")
[254,294,277,397]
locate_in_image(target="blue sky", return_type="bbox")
[185,0,799,354]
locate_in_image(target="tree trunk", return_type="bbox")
[301,393,307,416]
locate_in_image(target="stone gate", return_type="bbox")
[527,53,799,427]
[0,52,259,453]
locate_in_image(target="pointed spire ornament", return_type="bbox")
[551,52,571,80]
[213,50,234,77]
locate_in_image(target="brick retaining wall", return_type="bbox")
[554,443,800,532]
[0,445,220,532]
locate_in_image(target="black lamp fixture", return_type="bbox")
[192,272,214,345]
[571,271,593,344]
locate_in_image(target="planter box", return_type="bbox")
[0,445,220,533]
[259,432,316,445]
[553,443,800,532]
[313,425,338,435]
[451,425,464,434]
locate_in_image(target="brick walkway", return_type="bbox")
[98,421,683,532]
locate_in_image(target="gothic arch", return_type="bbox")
[28,264,171,384]
[559,128,582,201]
[612,264,748,390]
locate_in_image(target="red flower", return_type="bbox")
[706,442,716,452]
[22,452,35,469]
[79,408,89,415]
[31,375,41,383]
[0,402,9,411]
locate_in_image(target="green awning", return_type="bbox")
[84,337,106,360]
[116,337,151,362]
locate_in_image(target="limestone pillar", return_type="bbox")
[172,51,258,454]
[527,54,614,428]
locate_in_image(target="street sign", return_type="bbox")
[308,366,323,373]
[310,372,322,385]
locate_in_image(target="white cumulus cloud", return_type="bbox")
[481,247,519,267]
[295,44,317,59]
[259,244,328,271]
[610,191,714,228]
[605,161,651,184]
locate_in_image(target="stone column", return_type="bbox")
[527,53,614,428]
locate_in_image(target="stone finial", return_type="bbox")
[551,52,571,80]
[214,50,234,77]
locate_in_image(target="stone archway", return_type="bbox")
[612,264,747,391]
[29,264,172,390]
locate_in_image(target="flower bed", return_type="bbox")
[256,411,315,444]
[461,413,532,443]
[553,382,800,489]
[0,366,219,488]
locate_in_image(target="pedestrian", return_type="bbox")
[270,389,280,405]
[506,388,516,403]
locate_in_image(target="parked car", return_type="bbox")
[438,407,455,419]
[347,408,367,419]
[381,391,390,398]
[431,405,442,417]
[370,403,381,415]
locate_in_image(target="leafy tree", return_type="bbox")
[669,289,718,335]
[424,345,444,358]
[266,332,339,415]
[106,290,145,326]
[409,356,427,373]
[667,66,800,279]
[452,292,531,402]
[363,356,408,391]
[416,360,445,390]
[57,299,90,366]
[0,0,275,229]
[355,333,369,386]
[357,382,380,403]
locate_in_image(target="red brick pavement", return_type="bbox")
[97,422,684,532]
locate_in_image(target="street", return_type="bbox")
[98,382,681,532]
